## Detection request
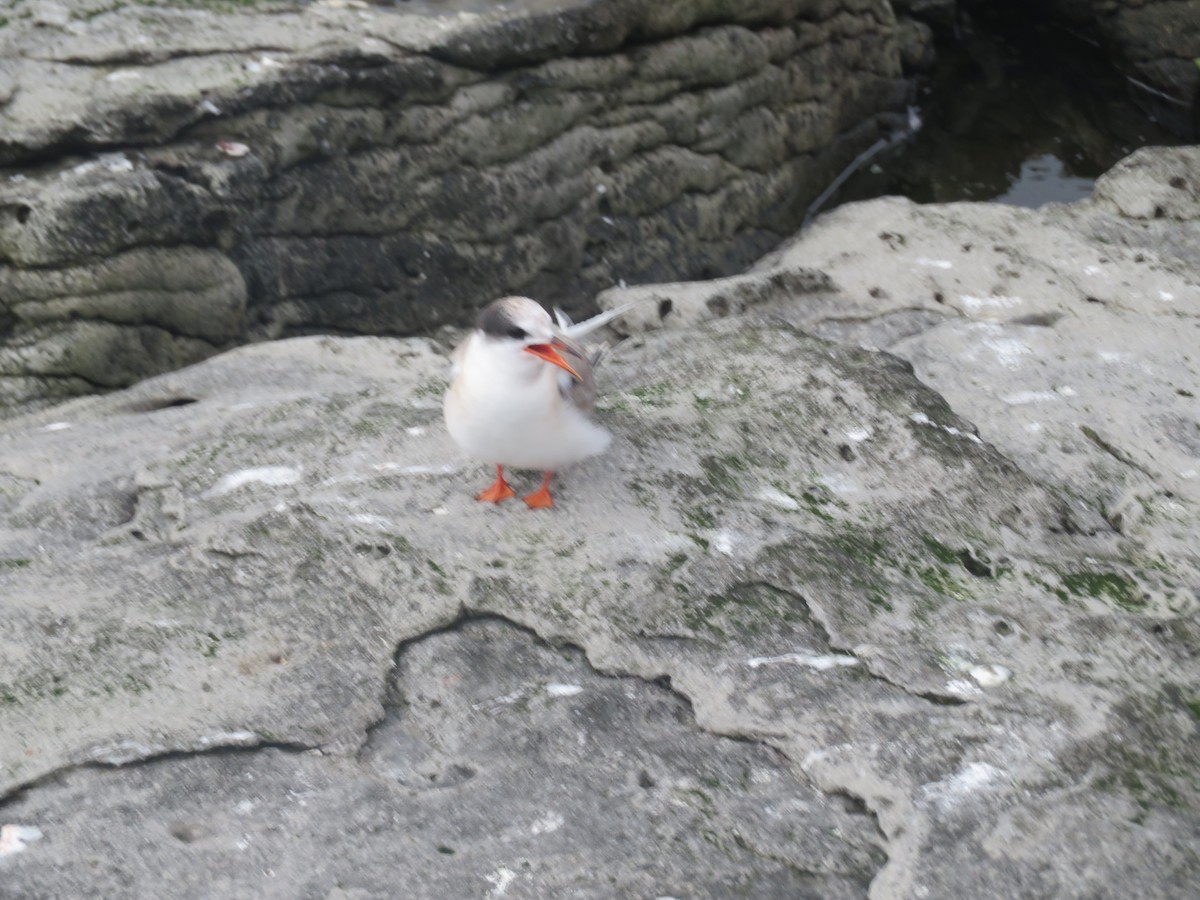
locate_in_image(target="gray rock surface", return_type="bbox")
[0,0,912,409]
[2,146,1199,897]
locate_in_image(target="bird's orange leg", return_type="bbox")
[523,471,555,509]
[475,465,517,503]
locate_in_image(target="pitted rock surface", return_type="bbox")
[3,146,1199,897]
[0,0,912,409]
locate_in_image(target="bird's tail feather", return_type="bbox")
[557,299,643,339]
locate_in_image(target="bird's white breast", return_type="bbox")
[444,333,611,471]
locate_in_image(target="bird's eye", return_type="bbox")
[506,326,528,340]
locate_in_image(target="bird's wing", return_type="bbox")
[448,334,470,378]
[553,331,604,413]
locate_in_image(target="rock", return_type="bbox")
[994,0,1199,131]
[895,16,938,72]
[1092,145,1200,221]
[0,245,247,405]
[0,0,913,410]
[718,144,1200,563]
[2,143,1199,894]
[1,620,881,898]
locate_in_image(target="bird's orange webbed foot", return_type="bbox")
[475,465,517,504]
[523,471,555,509]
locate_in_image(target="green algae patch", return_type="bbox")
[921,536,959,567]
[1187,699,1200,723]
[1057,572,1144,611]
[911,563,972,602]
[700,455,749,495]
[681,582,810,639]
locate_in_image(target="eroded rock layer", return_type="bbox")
[0,0,911,408]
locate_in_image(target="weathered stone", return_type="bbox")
[0,620,882,898]
[2,144,1199,895]
[0,0,912,409]
[0,246,245,341]
[1092,145,1200,221]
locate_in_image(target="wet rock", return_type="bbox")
[978,0,1200,132]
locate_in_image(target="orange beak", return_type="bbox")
[523,342,581,380]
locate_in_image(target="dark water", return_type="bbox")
[821,12,1186,213]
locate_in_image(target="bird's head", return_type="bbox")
[476,296,581,380]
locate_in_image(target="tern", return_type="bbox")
[443,296,627,508]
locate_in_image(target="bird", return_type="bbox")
[443,296,627,509]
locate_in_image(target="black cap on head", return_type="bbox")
[477,301,515,337]
[477,297,542,340]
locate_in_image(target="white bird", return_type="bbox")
[443,296,627,508]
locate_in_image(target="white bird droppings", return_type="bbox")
[915,258,953,269]
[960,295,1022,313]
[747,652,859,671]
[529,812,564,835]
[41,422,72,432]
[981,335,1032,369]
[844,426,872,443]
[207,466,301,497]
[545,683,583,697]
[713,529,738,555]
[755,485,799,511]
[1001,390,1058,405]
[87,739,166,765]
[0,825,43,858]
[349,513,393,529]
[485,867,518,897]
[969,664,1012,688]
[909,412,983,445]
[944,679,983,699]
[216,141,251,157]
[69,154,133,177]
[921,762,1007,812]
[194,731,257,748]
